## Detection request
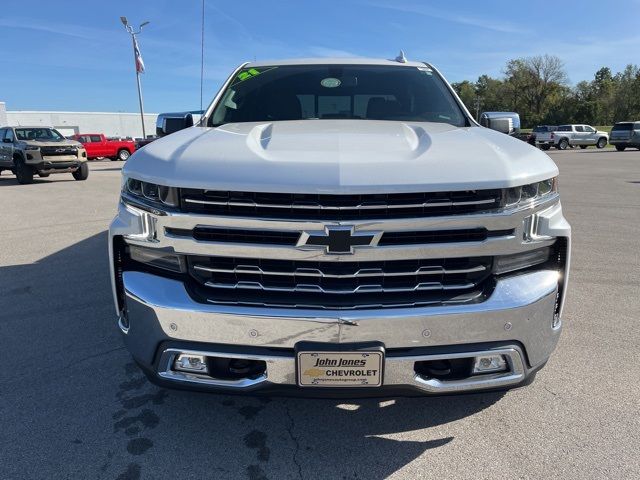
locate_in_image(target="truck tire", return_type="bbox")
[615,145,626,151]
[72,162,89,181]
[15,159,34,184]
[557,138,569,150]
[596,137,607,149]
[117,149,131,161]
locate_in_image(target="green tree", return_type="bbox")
[451,80,477,117]
[503,55,568,127]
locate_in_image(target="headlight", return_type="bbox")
[123,177,179,208]
[24,145,40,151]
[505,177,557,207]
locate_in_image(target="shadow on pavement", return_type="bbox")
[0,231,505,480]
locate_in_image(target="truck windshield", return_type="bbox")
[209,64,468,127]
[15,128,65,141]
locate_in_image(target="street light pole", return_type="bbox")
[120,17,149,139]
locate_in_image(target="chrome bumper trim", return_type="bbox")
[406,348,525,393]
[121,269,561,368]
[154,346,526,393]
[158,348,277,389]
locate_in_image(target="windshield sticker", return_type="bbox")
[320,77,342,88]
[232,66,278,86]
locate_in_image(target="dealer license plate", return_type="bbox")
[297,351,383,387]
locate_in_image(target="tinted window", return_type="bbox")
[209,64,467,127]
[557,125,571,132]
[90,135,102,142]
[612,123,633,131]
[584,126,595,133]
[574,126,584,132]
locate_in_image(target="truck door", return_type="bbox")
[583,125,597,145]
[572,125,586,145]
[89,134,106,157]
[1,128,15,166]
[0,129,6,165]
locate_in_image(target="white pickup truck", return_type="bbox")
[536,124,608,150]
[109,57,571,396]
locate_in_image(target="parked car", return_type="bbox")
[530,125,558,149]
[109,57,570,396]
[537,124,608,150]
[609,121,640,151]
[72,133,135,161]
[0,126,88,184]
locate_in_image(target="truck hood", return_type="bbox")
[124,120,559,193]
[20,139,83,148]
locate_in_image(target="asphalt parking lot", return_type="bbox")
[1,149,639,480]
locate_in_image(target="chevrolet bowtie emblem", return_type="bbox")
[297,226,381,254]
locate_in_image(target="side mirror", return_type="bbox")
[479,112,521,136]
[156,112,194,137]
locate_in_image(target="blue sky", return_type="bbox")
[2,0,639,113]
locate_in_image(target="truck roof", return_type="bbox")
[5,125,55,129]
[245,57,430,68]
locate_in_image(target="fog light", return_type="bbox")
[174,354,208,374]
[472,355,507,374]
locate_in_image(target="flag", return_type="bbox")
[133,36,145,73]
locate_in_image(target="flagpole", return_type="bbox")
[133,34,146,139]
[120,17,150,139]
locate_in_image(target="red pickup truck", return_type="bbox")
[72,134,136,161]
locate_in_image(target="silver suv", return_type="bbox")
[0,126,88,184]
[609,122,640,151]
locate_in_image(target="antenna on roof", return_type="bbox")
[395,50,407,63]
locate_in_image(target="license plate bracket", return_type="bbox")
[296,343,384,388]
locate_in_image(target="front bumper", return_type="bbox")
[24,150,86,170]
[120,268,561,395]
[110,193,570,396]
[609,138,633,145]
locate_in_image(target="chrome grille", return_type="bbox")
[179,189,504,219]
[165,226,514,247]
[187,256,492,310]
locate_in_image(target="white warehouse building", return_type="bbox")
[0,101,157,139]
